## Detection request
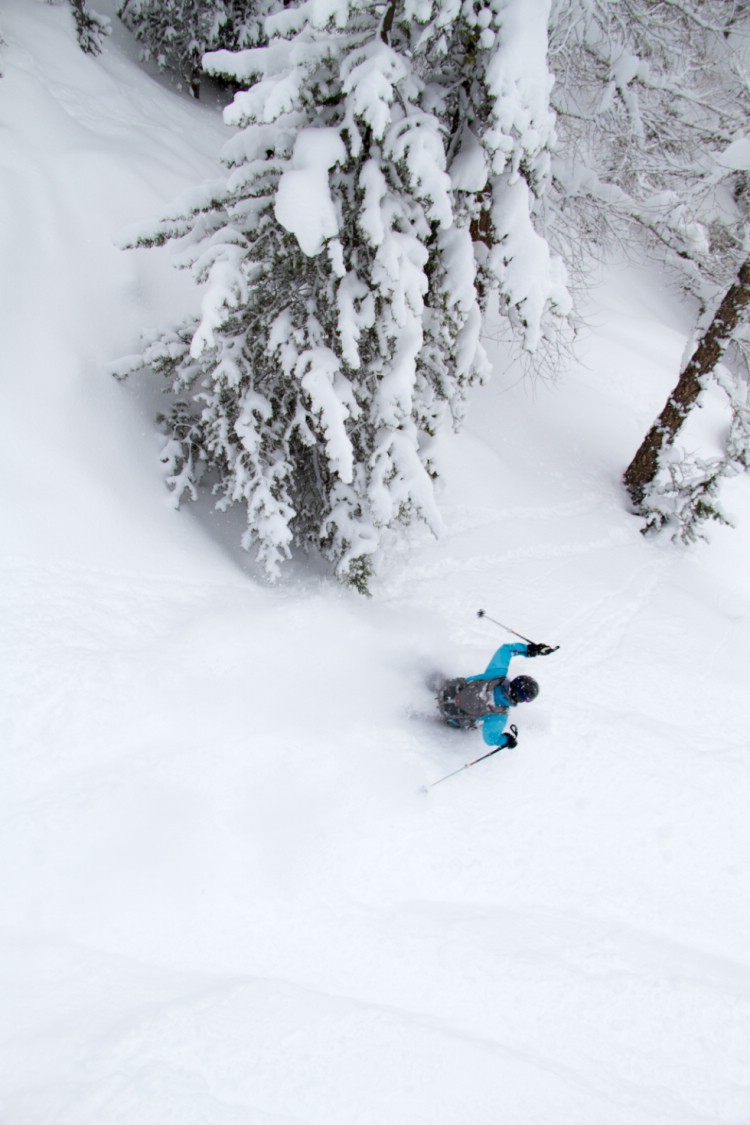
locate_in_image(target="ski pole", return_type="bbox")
[477,609,536,645]
[428,730,515,789]
[477,609,559,651]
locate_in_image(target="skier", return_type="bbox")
[435,640,556,750]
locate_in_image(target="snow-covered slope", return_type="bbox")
[2,3,750,1123]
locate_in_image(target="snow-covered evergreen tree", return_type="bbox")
[117,0,569,589]
[401,0,571,353]
[117,0,265,97]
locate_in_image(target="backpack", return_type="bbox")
[454,676,512,719]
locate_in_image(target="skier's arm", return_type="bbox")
[481,712,508,747]
[482,641,528,678]
[481,714,518,749]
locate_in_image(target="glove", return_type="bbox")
[526,642,556,657]
[502,724,519,749]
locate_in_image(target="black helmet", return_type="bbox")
[510,675,539,703]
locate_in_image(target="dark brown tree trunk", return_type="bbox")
[470,185,493,249]
[380,2,396,44]
[623,257,750,508]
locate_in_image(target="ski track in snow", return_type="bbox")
[2,2,750,1123]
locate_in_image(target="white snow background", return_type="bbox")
[2,2,750,1123]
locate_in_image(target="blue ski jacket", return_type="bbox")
[467,641,530,747]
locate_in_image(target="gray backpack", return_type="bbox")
[454,676,511,718]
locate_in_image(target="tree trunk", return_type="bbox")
[470,185,493,249]
[380,2,396,44]
[623,257,750,508]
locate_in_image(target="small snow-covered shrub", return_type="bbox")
[69,0,109,55]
